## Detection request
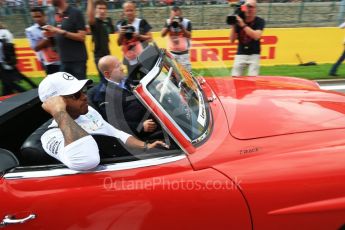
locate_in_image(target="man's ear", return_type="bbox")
[103,71,110,79]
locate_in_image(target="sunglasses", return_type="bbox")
[65,87,88,100]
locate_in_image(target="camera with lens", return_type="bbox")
[226,2,246,25]
[170,16,182,29]
[121,20,135,40]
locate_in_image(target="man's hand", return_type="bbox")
[42,96,89,146]
[147,141,169,150]
[119,26,127,35]
[143,119,157,133]
[42,96,67,117]
[236,16,246,28]
[42,25,65,36]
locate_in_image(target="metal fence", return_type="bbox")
[0,0,344,37]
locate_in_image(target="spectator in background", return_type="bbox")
[161,6,192,72]
[329,21,345,77]
[0,22,37,95]
[42,0,88,79]
[0,0,6,16]
[230,0,265,76]
[96,55,159,139]
[117,0,152,85]
[26,7,60,75]
[87,0,115,83]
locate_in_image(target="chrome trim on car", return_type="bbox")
[4,154,186,180]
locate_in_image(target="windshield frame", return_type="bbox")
[137,50,212,145]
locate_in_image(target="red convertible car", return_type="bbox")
[0,47,345,230]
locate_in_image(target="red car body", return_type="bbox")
[0,49,344,229]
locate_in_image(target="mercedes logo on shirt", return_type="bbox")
[63,73,75,80]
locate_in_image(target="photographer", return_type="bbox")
[229,0,265,77]
[161,6,192,72]
[117,1,152,84]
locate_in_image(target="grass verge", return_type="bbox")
[1,63,345,95]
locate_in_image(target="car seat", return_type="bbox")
[20,119,134,167]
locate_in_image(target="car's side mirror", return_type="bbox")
[0,148,19,175]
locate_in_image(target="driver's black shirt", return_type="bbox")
[235,16,265,55]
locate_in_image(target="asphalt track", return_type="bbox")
[316,79,345,93]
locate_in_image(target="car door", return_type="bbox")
[1,152,250,229]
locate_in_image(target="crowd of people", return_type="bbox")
[0,0,268,96]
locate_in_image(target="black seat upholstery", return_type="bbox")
[0,148,19,173]
[20,119,60,166]
[20,119,133,166]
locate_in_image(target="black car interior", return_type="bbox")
[0,87,181,173]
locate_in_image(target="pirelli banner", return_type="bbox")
[14,27,344,77]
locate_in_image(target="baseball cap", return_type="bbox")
[38,72,92,102]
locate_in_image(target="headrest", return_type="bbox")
[20,119,60,166]
[0,148,19,173]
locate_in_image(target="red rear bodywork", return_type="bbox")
[187,76,345,230]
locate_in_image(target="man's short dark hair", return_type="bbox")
[123,0,136,8]
[95,0,107,7]
[171,6,181,12]
[30,7,45,15]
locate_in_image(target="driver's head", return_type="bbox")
[98,55,126,83]
[38,72,92,117]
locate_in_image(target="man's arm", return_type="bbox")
[42,25,86,42]
[87,0,96,25]
[117,26,125,46]
[229,25,237,43]
[161,27,169,37]
[137,31,152,42]
[42,96,88,145]
[103,120,168,150]
[161,19,170,37]
[236,16,263,41]
[180,26,191,39]
[125,136,168,150]
[138,19,153,42]
[34,39,51,52]
[241,27,262,41]
[63,30,86,42]
[26,29,50,51]
[41,96,100,171]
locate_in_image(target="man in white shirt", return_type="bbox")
[25,7,60,74]
[38,72,168,171]
[0,23,37,95]
[0,23,14,68]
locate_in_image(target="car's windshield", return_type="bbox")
[146,53,210,143]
